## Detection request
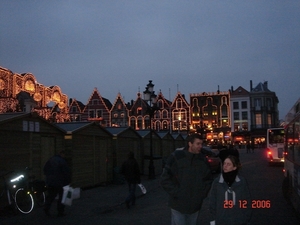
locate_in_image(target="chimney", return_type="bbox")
[250,80,253,91]
[264,81,268,89]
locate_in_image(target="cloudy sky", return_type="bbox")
[1,1,299,119]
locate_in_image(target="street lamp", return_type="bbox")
[143,80,159,179]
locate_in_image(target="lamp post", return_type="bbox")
[143,80,158,179]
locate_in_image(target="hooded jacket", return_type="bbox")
[160,147,212,214]
[209,173,252,225]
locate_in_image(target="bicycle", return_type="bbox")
[17,167,46,208]
[9,170,34,214]
[0,171,34,214]
[28,177,46,207]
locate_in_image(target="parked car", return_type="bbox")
[201,146,221,173]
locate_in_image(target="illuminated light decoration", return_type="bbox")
[10,175,24,183]
[0,67,70,123]
[33,92,42,101]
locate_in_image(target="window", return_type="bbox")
[176,99,182,108]
[96,110,102,118]
[121,113,125,117]
[163,110,168,119]
[254,98,261,107]
[72,106,77,113]
[267,114,272,125]
[89,110,94,118]
[221,105,227,117]
[113,113,118,118]
[266,98,271,107]
[241,101,247,109]
[137,107,142,116]
[92,99,99,105]
[255,114,262,127]
[242,111,248,120]
[233,102,239,109]
[234,112,239,120]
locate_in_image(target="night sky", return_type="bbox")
[1,1,299,119]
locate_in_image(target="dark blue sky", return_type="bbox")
[1,1,299,119]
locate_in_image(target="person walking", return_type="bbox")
[251,142,255,153]
[246,142,251,153]
[43,151,71,217]
[160,133,213,225]
[121,151,141,209]
[209,155,252,225]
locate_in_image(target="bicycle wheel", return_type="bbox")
[34,191,46,206]
[14,188,34,214]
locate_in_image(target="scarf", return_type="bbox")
[222,169,238,187]
[223,169,238,205]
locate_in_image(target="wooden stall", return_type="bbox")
[0,112,65,180]
[105,127,141,184]
[136,130,162,176]
[172,133,186,150]
[54,122,112,188]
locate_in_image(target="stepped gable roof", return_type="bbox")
[84,88,112,112]
[157,90,172,105]
[69,98,86,112]
[111,93,129,111]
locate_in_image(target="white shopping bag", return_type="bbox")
[61,185,73,206]
[72,187,81,200]
[138,183,147,194]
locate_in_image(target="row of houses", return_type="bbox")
[0,66,280,146]
[0,112,187,188]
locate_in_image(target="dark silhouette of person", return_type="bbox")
[219,144,240,163]
[121,151,141,209]
[43,151,71,217]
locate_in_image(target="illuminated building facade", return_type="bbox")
[230,86,251,143]
[249,81,279,144]
[0,66,69,122]
[81,88,112,126]
[190,89,230,143]
[110,93,129,127]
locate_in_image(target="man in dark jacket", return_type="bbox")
[43,151,71,217]
[121,151,141,209]
[160,133,213,225]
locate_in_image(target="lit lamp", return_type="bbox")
[143,80,159,179]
